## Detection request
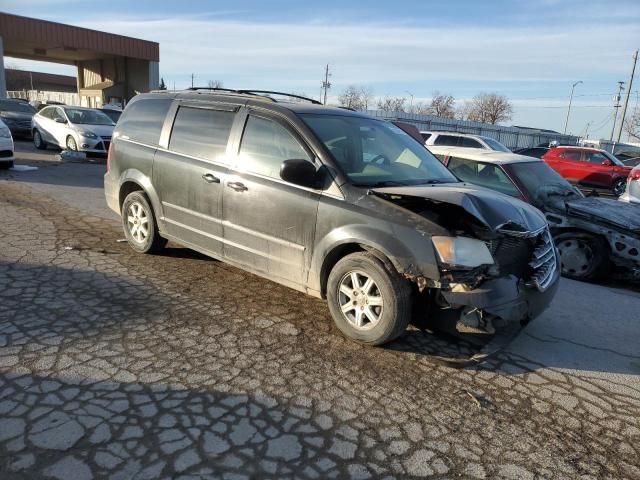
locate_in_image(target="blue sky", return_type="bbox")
[3,0,640,138]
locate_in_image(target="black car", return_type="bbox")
[435,148,640,281]
[513,147,549,159]
[104,88,559,345]
[0,99,37,138]
[99,108,122,123]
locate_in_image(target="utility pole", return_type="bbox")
[610,81,625,141]
[563,80,582,135]
[616,49,638,143]
[321,64,331,105]
[405,90,414,113]
[191,73,194,88]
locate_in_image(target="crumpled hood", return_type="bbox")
[372,183,547,234]
[565,197,640,233]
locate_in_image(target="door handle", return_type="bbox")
[202,173,220,184]
[227,181,248,192]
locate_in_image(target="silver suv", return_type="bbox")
[104,88,559,346]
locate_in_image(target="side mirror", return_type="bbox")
[280,159,321,189]
[601,159,612,166]
[54,117,67,124]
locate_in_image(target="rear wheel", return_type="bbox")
[555,232,609,281]
[327,252,411,345]
[612,178,626,197]
[66,135,78,151]
[121,191,167,254]
[33,130,47,150]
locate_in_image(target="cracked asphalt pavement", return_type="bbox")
[1,141,639,479]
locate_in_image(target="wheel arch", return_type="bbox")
[117,169,164,225]
[317,240,415,299]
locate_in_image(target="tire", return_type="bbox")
[66,135,78,151]
[555,232,609,281]
[0,161,13,170]
[121,191,167,254]
[612,178,626,197]
[33,130,47,150]
[326,252,412,345]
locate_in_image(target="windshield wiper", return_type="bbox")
[355,180,410,188]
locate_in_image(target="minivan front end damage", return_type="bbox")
[371,185,560,337]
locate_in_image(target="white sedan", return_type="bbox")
[32,106,115,154]
[0,118,14,169]
[619,165,640,204]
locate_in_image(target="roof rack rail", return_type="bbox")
[181,87,322,105]
[186,87,244,94]
[236,90,322,105]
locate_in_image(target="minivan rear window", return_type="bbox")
[116,98,172,146]
[169,107,235,162]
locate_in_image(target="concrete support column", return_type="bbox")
[148,61,159,91]
[0,36,7,99]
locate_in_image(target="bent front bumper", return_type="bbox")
[440,260,560,326]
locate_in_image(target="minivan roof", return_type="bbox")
[134,90,371,118]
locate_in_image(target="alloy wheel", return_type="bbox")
[337,270,384,330]
[613,179,626,197]
[127,201,149,243]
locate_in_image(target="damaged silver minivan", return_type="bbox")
[105,89,560,345]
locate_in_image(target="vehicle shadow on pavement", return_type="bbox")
[1,162,106,189]
[0,371,373,479]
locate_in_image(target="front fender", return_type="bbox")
[309,223,441,294]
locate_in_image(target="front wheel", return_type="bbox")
[612,178,626,197]
[555,232,609,281]
[121,191,167,254]
[66,135,78,151]
[33,130,47,150]
[327,252,411,345]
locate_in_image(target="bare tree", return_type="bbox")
[338,85,374,110]
[623,109,640,141]
[460,93,513,124]
[412,101,432,115]
[377,96,406,112]
[207,79,224,89]
[429,92,456,118]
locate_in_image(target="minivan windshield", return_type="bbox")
[302,114,459,187]
[64,108,115,126]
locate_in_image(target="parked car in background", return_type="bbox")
[32,106,115,153]
[98,107,122,123]
[513,146,549,159]
[541,146,632,196]
[105,88,559,345]
[0,118,15,169]
[430,146,640,281]
[421,131,511,152]
[620,156,640,167]
[614,146,640,164]
[619,165,640,204]
[31,100,66,111]
[0,98,37,138]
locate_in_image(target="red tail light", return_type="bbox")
[106,142,113,173]
[630,167,640,181]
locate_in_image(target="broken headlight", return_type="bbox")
[431,236,494,269]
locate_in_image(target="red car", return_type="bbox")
[541,146,632,196]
